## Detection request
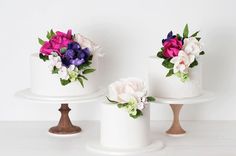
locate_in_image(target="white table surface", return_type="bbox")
[0,121,236,156]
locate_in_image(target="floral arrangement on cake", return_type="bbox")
[157,24,205,82]
[106,78,155,119]
[38,29,99,86]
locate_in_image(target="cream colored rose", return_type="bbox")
[74,33,100,53]
[108,78,147,103]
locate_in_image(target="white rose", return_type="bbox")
[74,33,100,53]
[170,51,195,74]
[108,78,147,103]
[182,37,201,57]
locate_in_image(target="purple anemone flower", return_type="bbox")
[62,42,90,67]
[162,31,176,44]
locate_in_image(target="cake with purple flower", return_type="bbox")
[30,29,102,96]
[148,24,205,98]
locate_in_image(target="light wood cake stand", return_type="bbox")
[153,91,215,136]
[15,88,105,136]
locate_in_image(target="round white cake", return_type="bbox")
[148,56,202,99]
[100,102,150,149]
[30,53,101,97]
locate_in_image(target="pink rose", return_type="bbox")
[40,29,73,56]
[163,37,183,58]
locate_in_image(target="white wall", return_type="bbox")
[0,0,235,121]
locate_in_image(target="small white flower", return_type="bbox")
[182,37,201,57]
[58,66,69,80]
[170,51,195,74]
[68,65,75,72]
[137,102,145,110]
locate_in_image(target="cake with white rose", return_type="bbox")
[101,78,155,149]
[30,29,102,96]
[148,24,205,99]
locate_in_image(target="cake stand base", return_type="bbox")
[86,140,164,155]
[48,104,81,135]
[166,104,186,135]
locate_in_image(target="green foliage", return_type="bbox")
[78,74,88,80]
[106,97,119,104]
[166,69,174,77]
[46,29,55,40]
[39,53,49,62]
[191,31,200,37]
[157,51,164,58]
[183,24,189,38]
[162,59,174,69]
[146,96,156,102]
[200,51,205,55]
[196,37,201,41]
[60,79,71,86]
[77,77,84,88]
[60,47,67,54]
[177,34,182,40]
[82,68,96,74]
[189,59,198,68]
[38,38,45,45]
[129,109,143,119]
[52,66,59,74]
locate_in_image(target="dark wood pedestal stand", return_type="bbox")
[49,103,81,135]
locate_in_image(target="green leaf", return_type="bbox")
[52,66,59,74]
[78,74,88,80]
[157,51,164,58]
[162,59,174,69]
[82,68,96,74]
[196,37,201,41]
[60,47,67,54]
[60,79,71,86]
[183,24,189,38]
[38,38,45,45]
[46,31,51,40]
[177,34,182,40]
[161,47,164,51]
[77,77,84,87]
[189,59,198,68]
[146,96,156,102]
[50,29,55,36]
[191,31,200,37]
[106,96,119,104]
[39,53,49,62]
[166,69,174,77]
[129,110,143,119]
[88,55,93,61]
[199,51,205,55]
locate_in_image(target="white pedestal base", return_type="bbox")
[86,139,164,155]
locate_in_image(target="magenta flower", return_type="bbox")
[163,37,183,58]
[40,29,73,56]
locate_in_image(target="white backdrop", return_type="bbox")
[0,0,235,121]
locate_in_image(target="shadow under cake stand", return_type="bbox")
[15,88,105,136]
[152,90,215,136]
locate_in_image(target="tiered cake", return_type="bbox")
[148,25,204,99]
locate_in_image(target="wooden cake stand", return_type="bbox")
[15,88,105,136]
[152,91,215,136]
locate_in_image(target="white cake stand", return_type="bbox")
[152,90,215,136]
[15,88,106,136]
[86,140,164,155]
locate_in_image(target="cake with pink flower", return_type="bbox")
[30,29,103,96]
[148,24,205,98]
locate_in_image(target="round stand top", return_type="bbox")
[152,90,215,105]
[15,88,106,104]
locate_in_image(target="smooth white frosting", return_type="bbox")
[30,53,101,96]
[100,102,150,149]
[148,56,202,98]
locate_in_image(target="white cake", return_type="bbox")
[100,102,150,149]
[148,56,202,99]
[30,53,101,97]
